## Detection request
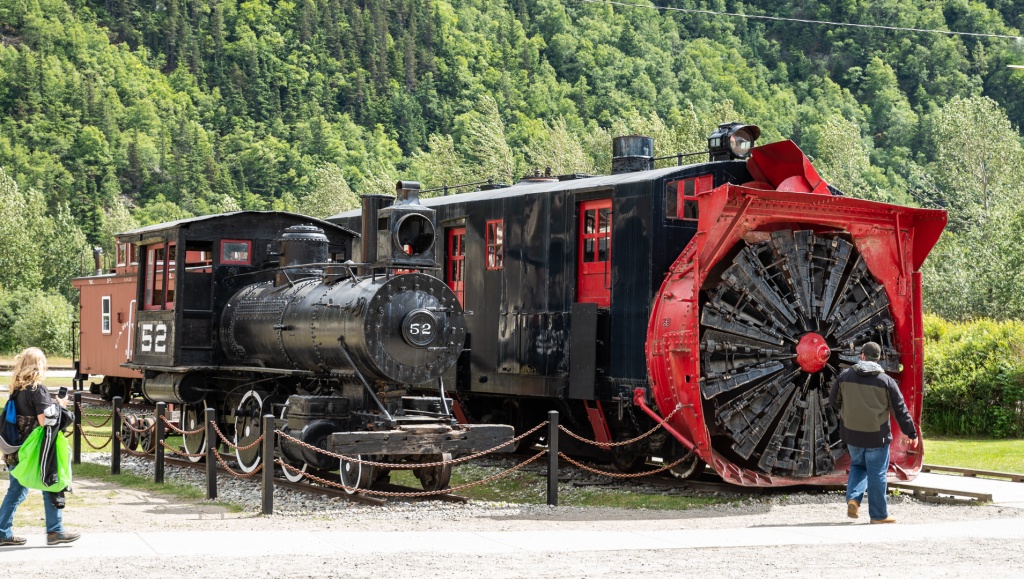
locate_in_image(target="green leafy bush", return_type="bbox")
[0,287,76,357]
[922,315,1024,438]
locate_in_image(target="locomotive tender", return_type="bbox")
[331,124,947,486]
[75,198,512,492]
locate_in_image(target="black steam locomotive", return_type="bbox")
[106,191,511,492]
[330,124,946,487]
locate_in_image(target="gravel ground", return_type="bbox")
[2,452,1018,578]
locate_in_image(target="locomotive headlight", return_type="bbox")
[394,213,436,256]
[708,122,761,162]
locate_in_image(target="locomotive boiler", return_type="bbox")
[79,187,511,492]
[330,123,948,487]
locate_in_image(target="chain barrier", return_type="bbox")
[116,408,156,435]
[75,402,113,428]
[276,449,548,498]
[159,414,205,436]
[158,440,207,459]
[212,447,263,478]
[116,432,156,457]
[210,420,263,452]
[557,448,696,479]
[558,404,684,448]
[273,420,549,470]
[75,424,113,450]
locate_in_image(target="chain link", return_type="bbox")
[273,420,549,469]
[557,448,696,479]
[158,440,207,459]
[116,432,157,456]
[159,414,205,436]
[558,404,684,448]
[276,449,548,497]
[75,402,113,428]
[75,424,113,450]
[212,447,263,478]
[210,420,263,452]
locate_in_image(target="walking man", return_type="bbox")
[829,341,919,524]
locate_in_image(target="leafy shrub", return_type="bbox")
[922,314,1024,438]
[0,287,76,357]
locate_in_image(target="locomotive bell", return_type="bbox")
[276,225,328,287]
[375,181,437,268]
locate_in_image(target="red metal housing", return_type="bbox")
[645,140,946,486]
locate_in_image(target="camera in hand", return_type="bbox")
[57,386,68,399]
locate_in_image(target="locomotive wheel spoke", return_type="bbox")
[699,230,897,478]
[181,402,207,463]
[233,390,264,474]
[339,454,375,494]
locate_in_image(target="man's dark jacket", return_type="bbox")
[828,361,918,448]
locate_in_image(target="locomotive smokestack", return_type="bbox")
[611,135,654,174]
[359,194,394,274]
[92,246,103,275]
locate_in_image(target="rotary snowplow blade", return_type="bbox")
[645,140,946,486]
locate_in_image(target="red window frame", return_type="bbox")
[144,241,176,311]
[485,220,504,270]
[447,228,466,306]
[666,175,713,221]
[220,239,253,265]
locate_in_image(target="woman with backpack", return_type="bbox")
[0,347,80,546]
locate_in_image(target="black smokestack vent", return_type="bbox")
[612,135,654,174]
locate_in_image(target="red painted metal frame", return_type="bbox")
[644,140,947,487]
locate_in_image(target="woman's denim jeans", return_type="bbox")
[845,444,890,521]
[0,471,63,538]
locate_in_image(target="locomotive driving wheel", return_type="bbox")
[181,401,208,462]
[339,455,376,494]
[233,390,266,474]
[278,406,307,483]
[413,453,452,492]
[699,230,898,478]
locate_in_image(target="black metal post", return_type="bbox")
[547,410,558,507]
[73,392,82,465]
[155,402,166,484]
[111,396,122,475]
[205,407,217,500]
[261,414,274,515]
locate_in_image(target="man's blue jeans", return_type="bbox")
[0,471,64,538]
[846,444,890,521]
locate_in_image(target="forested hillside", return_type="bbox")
[1,0,1024,353]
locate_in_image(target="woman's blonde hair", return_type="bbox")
[10,347,47,393]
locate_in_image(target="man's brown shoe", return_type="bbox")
[870,516,897,524]
[0,535,26,546]
[47,531,80,545]
[847,500,859,519]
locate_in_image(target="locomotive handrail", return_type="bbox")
[274,419,549,469]
[557,403,684,448]
[338,338,395,425]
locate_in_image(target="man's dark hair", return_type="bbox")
[861,341,882,360]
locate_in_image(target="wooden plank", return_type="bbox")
[889,482,992,502]
[922,464,1024,482]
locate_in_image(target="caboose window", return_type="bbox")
[220,240,252,265]
[101,296,111,334]
[485,220,504,270]
[665,175,713,221]
[144,242,176,311]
